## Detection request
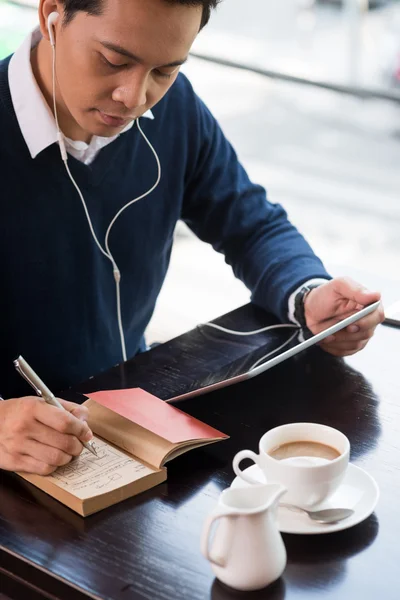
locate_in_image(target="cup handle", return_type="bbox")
[232,450,265,485]
[201,508,236,567]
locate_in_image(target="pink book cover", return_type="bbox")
[87,388,228,444]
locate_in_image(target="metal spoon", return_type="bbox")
[280,503,354,524]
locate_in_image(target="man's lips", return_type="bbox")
[97,111,132,127]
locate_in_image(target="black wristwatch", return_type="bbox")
[293,284,321,338]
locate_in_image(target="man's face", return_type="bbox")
[48,0,202,138]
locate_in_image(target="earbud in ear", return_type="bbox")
[47,12,60,47]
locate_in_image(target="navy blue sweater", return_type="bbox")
[0,55,329,397]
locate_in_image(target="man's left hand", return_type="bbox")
[304,277,385,357]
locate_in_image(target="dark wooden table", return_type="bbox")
[1,303,399,600]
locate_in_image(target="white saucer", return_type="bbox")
[231,463,379,535]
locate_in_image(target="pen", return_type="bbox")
[13,355,97,457]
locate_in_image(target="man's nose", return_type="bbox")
[112,72,148,111]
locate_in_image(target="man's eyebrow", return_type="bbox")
[100,41,187,67]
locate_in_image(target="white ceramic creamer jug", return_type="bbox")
[201,483,287,591]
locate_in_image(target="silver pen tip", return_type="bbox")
[90,441,98,457]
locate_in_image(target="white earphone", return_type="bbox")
[47,11,59,47]
[46,11,161,362]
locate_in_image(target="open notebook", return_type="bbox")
[18,388,228,516]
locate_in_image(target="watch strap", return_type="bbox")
[293,283,321,339]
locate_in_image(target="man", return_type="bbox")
[0,0,384,475]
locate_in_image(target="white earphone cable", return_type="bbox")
[52,41,113,264]
[199,321,300,372]
[200,322,299,336]
[249,330,299,371]
[51,39,161,362]
[104,119,161,256]
[63,160,113,261]
[51,40,59,131]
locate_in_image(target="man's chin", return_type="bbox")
[90,125,122,138]
[77,110,132,139]
[86,121,127,138]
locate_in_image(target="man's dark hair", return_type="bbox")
[61,0,221,29]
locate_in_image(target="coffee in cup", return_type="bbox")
[232,423,350,508]
[268,440,341,463]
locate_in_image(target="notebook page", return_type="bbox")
[46,437,156,500]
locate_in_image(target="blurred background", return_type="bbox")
[1,0,399,342]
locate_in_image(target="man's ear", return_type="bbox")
[38,0,62,43]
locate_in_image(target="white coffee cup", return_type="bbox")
[232,423,350,508]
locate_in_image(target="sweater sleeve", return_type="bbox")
[181,87,331,322]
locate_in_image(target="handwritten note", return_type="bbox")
[47,437,155,500]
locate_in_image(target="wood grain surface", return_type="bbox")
[0,303,398,600]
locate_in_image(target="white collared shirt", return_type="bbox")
[8,27,153,165]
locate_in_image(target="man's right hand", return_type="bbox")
[0,397,93,475]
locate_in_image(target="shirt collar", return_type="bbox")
[8,27,154,160]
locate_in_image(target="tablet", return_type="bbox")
[168,300,381,403]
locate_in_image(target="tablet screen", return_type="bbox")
[169,301,381,403]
